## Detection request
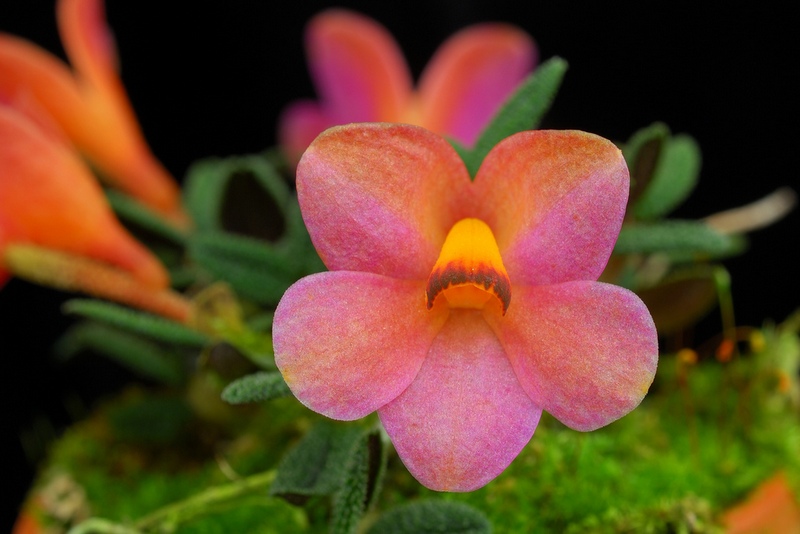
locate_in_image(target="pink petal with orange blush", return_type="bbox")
[273,271,446,421]
[57,0,119,90]
[472,130,630,286]
[297,123,472,279]
[379,310,541,491]
[490,281,658,431]
[304,9,411,125]
[417,24,537,146]
[277,100,333,166]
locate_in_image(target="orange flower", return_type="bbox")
[0,104,190,322]
[0,0,185,225]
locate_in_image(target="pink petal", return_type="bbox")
[379,310,542,492]
[417,24,537,146]
[489,281,658,431]
[297,123,472,279]
[277,100,333,166]
[472,130,630,286]
[305,9,411,125]
[57,0,119,90]
[273,271,447,420]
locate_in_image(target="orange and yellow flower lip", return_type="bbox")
[426,218,511,315]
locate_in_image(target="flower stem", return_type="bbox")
[67,469,277,534]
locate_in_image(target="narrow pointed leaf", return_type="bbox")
[457,57,568,176]
[188,231,299,305]
[614,220,746,259]
[636,265,719,334]
[105,190,188,244]
[623,122,670,205]
[283,196,327,275]
[331,437,369,534]
[270,422,366,500]
[55,322,185,385]
[221,371,292,404]
[62,299,209,347]
[366,500,491,534]
[183,154,290,234]
[331,429,387,534]
[633,134,701,220]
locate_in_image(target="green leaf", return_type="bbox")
[105,190,188,244]
[366,500,491,534]
[221,371,291,404]
[183,154,290,235]
[636,265,719,335]
[331,429,387,534]
[270,422,367,501]
[623,122,670,205]
[633,134,701,220]
[62,299,209,347]
[188,231,300,305]
[614,220,746,259]
[457,57,568,176]
[55,322,185,385]
[282,195,326,275]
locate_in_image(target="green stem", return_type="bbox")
[134,469,277,531]
[67,469,277,534]
[67,518,142,534]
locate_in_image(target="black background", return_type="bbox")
[2,1,798,529]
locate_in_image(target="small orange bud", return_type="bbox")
[677,348,698,366]
[716,338,735,363]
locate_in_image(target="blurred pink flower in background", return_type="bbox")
[278,9,537,164]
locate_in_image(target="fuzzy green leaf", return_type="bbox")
[188,231,299,305]
[331,436,369,534]
[270,422,366,500]
[221,371,291,404]
[105,190,188,244]
[614,220,746,259]
[457,57,568,176]
[633,134,701,220]
[62,299,209,347]
[623,122,670,205]
[331,429,387,534]
[183,154,290,234]
[282,196,326,275]
[55,322,185,385]
[367,500,492,534]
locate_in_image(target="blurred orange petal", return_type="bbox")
[722,472,800,534]
[0,0,183,222]
[0,105,168,289]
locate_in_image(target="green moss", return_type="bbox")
[28,321,800,532]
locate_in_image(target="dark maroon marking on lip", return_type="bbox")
[426,261,511,314]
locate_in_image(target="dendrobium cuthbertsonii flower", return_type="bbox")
[273,123,659,492]
[278,9,536,164]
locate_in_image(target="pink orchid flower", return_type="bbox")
[0,0,185,225]
[278,9,537,164]
[0,104,167,289]
[273,123,659,492]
